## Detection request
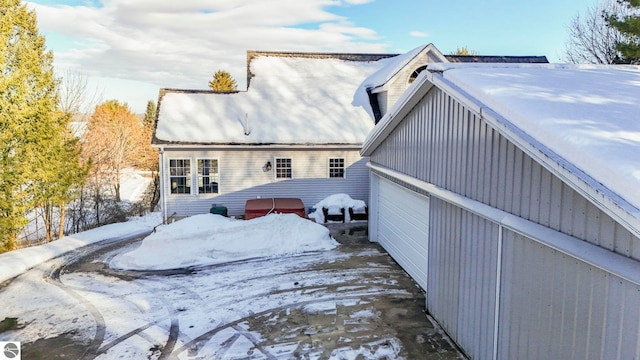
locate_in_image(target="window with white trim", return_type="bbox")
[198,159,219,194]
[169,159,191,194]
[275,158,292,179]
[329,158,345,178]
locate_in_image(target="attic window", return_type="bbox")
[409,65,427,84]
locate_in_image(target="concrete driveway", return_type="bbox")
[0,222,464,359]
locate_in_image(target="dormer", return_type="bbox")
[362,44,448,123]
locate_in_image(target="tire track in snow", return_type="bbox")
[170,294,380,358]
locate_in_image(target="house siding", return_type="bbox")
[379,52,439,118]
[161,147,369,217]
[499,229,640,360]
[367,85,640,359]
[370,88,640,260]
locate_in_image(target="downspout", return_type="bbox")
[159,147,167,222]
[366,88,382,124]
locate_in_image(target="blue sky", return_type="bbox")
[27,0,597,113]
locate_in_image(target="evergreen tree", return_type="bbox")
[607,0,640,63]
[33,114,89,242]
[208,70,238,92]
[0,0,60,251]
[143,100,156,128]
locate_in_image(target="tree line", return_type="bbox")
[566,0,640,64]
[2,0,640,252]
[0,0,157,252]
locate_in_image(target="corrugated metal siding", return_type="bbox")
[428,198,499,360]
[163,148,369,217]
[370,88,640,261]
[499,229,640,360]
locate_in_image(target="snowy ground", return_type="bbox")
[0,213,463,359]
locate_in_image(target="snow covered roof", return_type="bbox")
[153,52,395,146]
[358,43,548,94]
[363,63,640,230]
[358,44,440,92]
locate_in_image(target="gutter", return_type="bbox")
[368,162,640,287]
[151,143,365,150]
[158,146,167,222]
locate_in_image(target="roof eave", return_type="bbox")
[445,72,640,236]
[152,142,365,149]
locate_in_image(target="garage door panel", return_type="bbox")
[375,175,429,290]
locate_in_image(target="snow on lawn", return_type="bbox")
[110,213,339,270]
[0,213,162,284]
[119,168,153,203]
[308,193,367,223]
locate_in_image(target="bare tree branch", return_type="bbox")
[565,0,629,64]
[57,69,104,115]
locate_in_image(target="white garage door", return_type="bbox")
[373,175,430,290]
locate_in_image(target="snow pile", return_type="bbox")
[308,194,367,223]
[0,213,162,283]
[110,213,339,270]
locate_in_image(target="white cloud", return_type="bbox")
[409,31,429,38]
[27,0,388,111]
[343,0,375,4]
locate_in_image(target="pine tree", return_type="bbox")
[607,0,640,63]
[143,100,156,128]
[0,0,60,251]
[33,114,89,242]
[208,70,238,92]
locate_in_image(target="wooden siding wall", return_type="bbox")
[163,148,369,217]
[370,88,640,261]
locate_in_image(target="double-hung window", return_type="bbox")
[198,159,219,194]
[169,159,191,194]
[329,158,345,178]
[275,158,292,179]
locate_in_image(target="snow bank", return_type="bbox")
[110,213,339,270]
[308,194,367,223]
[0,213,162,283]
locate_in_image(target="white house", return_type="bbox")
[361,63,640,359]
[152,45,547,221]
[152,50,398,219]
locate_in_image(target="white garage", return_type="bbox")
[370,174,430,290]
